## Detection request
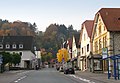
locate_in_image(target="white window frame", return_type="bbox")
[0,44,3,49]
[12,44,16,49]
[19,44,23,49]
[6,44,10,49]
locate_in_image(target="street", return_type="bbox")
[0,68,120,83]
[12,68,84,83]
[0,68,96,83]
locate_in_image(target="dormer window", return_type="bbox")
[0,44,3,49]
[12,44,16,49]
[19,44,23,49]
[6,44,10,49]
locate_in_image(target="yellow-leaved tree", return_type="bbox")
[57,48,68,63]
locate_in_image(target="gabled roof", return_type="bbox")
[74,33,80,48]
[97,8,120,31]
[0,36,34,51]
[83,20,94,38]
[80,20,94,43]
[67,38,72,49]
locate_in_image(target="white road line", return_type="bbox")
[18,71,30,75]
[69,75,95,83]
[14,81,18,83]
[14,75,27,83]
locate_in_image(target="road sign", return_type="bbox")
[102,48,108,59]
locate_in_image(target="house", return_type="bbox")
[35,49,42,69]
[91,8,120,73]
[0,36,36,69]
[67,38,72,61]
[71,34,80,69]
[80,20,94,71]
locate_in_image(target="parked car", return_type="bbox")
[59,66,64,72]
[56,65,60,71]
[64,67,75,74]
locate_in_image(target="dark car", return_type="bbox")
[59,66,64,72]
[56,65,60,71]
[64,67,75,74]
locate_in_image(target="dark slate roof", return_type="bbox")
[97,8,120,31]
[0,36,34,51]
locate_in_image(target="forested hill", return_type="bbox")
[0,19,36,36]
[0,19,80,57]
[36,24,80,57]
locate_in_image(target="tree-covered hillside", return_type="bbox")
[0,19,36,36]
[36,24,80,57]
[0,19,80,58]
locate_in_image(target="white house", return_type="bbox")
[80,20,93,71]
[71,34,80,68]
[0,36,36,69]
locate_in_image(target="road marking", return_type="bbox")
[14,76,27,83]
[69,75,95,83]
[14,81,18,83]
[17,71,30,75]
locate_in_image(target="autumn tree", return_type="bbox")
[57,48,68,63]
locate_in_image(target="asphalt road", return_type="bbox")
[13,68,75,83]
[0,68,99,83]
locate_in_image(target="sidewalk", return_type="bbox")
[0,70,32,83]
[76,71,120,83]
[0,70,24,75]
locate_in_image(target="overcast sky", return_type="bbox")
[0,0,120,31]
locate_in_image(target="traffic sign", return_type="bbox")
[102,48,108,59]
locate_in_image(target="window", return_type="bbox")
[84,34,86,41]
[87,44,89,52]
[94,60,102,70]
[95,41,98,52]
[99,25,101,34]
[6,44,10,49]
[104,26,106,31]
[0,44,3,49]
[19,44,23,49]
[105,36,107,47]
[99,39,102,50]
[12,44,16,49]
[19,52,22,56]
[82,48,84,54]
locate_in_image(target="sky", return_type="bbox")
[0,0,120,31]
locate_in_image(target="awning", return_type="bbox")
[80,56,86,58]
[102,54,120,60]
[88,54,102,59]
[71,57,77,62]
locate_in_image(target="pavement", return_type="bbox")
[0,69,120,83]
[76,70,120,83]
[0,70,32,83]
[0,70,25,76]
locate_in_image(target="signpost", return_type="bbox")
[102,48,108,59]
[0,54,3,73]
[102,48,110,79]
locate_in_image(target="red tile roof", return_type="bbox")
[67,38,72,49]
[98,8,120,31]
[82,20,94,38]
